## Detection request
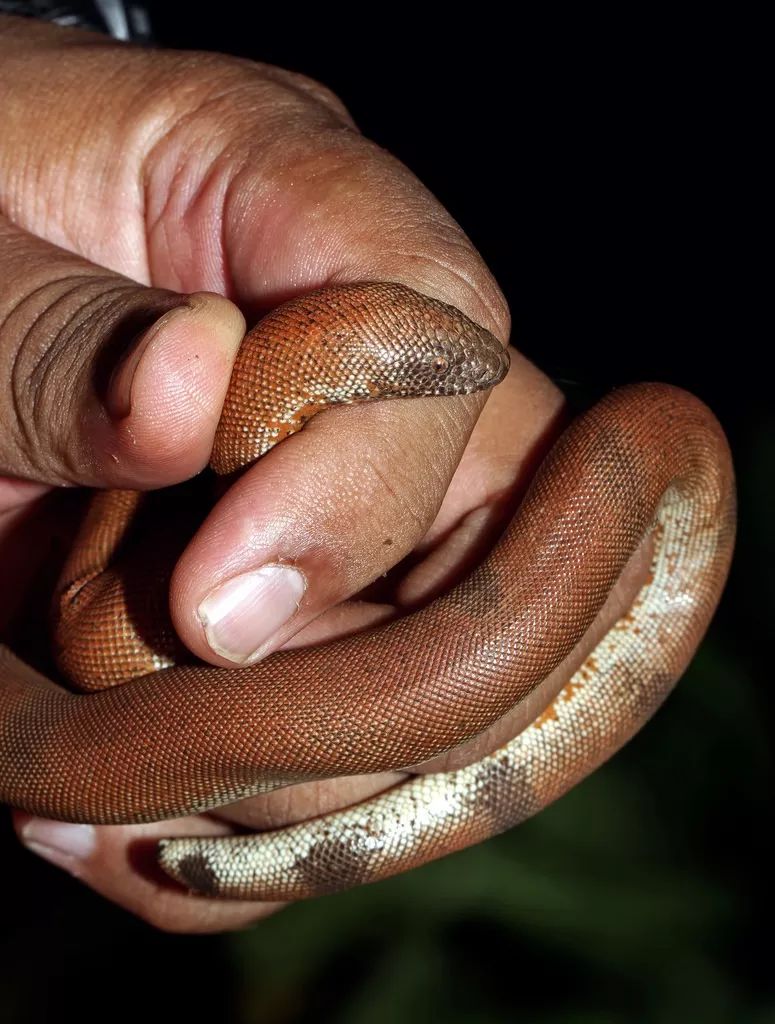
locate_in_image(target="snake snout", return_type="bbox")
[471,343,510,389]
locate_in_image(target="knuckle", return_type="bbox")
[242,62,355,125]
[255,130,511,341]
[138,58,358,249]
[139,51,352,149]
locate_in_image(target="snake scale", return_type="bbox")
[0,282,735,900]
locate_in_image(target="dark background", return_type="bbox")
[1,6,769,1023]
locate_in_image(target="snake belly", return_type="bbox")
[0,281,735,901]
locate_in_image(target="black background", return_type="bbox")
[1,6,769,1023]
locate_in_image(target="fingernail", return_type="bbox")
[106,304,189,419]
[197,564,307,664]
[21,819,95,872]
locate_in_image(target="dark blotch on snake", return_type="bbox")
[175,852,219,895]
[474,757,539,832]
[294,834,378,894]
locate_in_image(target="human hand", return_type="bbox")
[0,16,608,932]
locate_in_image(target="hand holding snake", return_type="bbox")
[0,18,733,931]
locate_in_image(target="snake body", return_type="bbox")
[0,282,735,900]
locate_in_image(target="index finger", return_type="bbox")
[146,73,513,665]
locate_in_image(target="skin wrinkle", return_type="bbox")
[0,268,114,323]
[0,241,151,365]
[28,284,136,402]
[140,81,353,289]
[2,270,166,481]
[179,152,259,299]
[0,275,122,473]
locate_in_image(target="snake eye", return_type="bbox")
[431,356,449,373]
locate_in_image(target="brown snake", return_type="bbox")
[0,282,735,900]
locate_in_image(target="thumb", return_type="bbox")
[0,215,244,489]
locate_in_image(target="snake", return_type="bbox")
[0,281,735,901]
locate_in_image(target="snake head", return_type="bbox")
[364,286,510,398]
[415,323,510,397]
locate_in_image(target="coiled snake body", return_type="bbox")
[0,282,735,900]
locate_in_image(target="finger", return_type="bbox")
[0,215,245,487]
[13,766,405,931]
[170,349,549,667]
[172,386,490,665]
[13,811,278,934]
